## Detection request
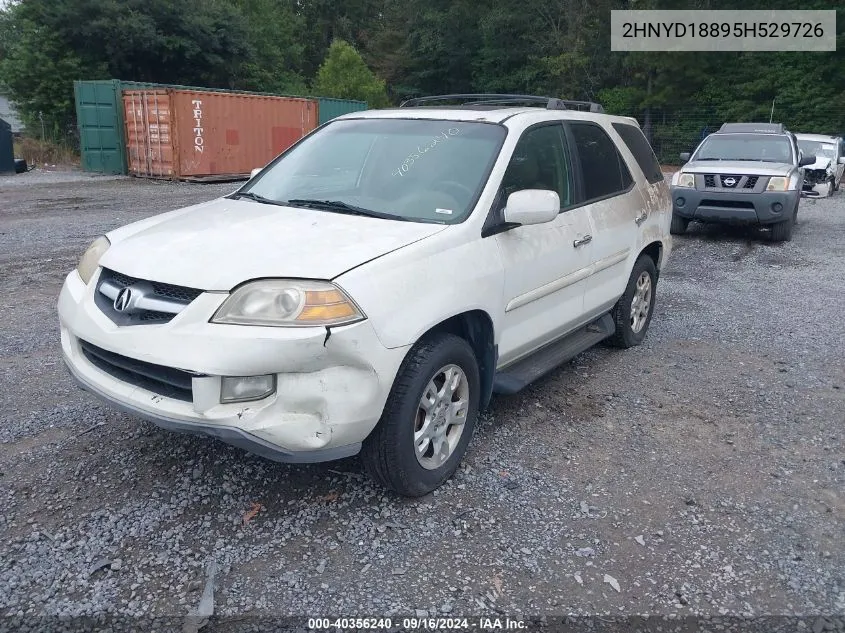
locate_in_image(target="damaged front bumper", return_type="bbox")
[802,168,834,198]
[58,269,409,463]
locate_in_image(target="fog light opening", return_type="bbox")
[221,375,277,403]
[772,202,783,213]
[675,197,686,207]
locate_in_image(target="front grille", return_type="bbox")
[105,269,203,304]
[704,174,759,190]
[79,339,197,402]
[701,199,754,209]
[140,310,173,322]
[95,268,204,326]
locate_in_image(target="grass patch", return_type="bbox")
[13,136,80,168]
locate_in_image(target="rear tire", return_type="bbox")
[769,215,794,242]
[607,255,658,349]
[361,333,480,497]
[670,213,689,235]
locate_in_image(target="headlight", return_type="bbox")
[766,176,789,192]
[674,172,695,188]
[77,236,110,284]
[211,279,365,327]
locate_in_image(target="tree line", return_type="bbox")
[0,0,843,160]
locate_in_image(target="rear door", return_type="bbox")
[565,121,640,318]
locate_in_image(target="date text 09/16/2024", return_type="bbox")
[307,617,528,630]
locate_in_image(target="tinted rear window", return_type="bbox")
[569,122,633,201]
[612,122,664,184]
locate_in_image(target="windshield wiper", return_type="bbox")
[229,191,288,206]
[284,199,408,221]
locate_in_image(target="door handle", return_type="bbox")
[573,235,592,247]
[635,211,648,225]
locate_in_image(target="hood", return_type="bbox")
[100,197,447,290]
[804,156,832,171]
[682,160,794,176]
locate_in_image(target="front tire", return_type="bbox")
[361,333,480,497]
[607,255,658,349]
[670,213,689,235]
[769,215,794,242]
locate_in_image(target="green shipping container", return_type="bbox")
[316,98,368,125]
[74,80,129,174]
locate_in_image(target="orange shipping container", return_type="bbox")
[122,88,318,180]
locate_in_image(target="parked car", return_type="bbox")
[670,122,815,242]
[58,94,673,496]
[795,133,845,197]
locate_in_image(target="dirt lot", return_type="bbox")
[1,169,844,628]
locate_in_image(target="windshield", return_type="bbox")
[695,133,793,163]
[240,118,507,223]
[798,140,836,160]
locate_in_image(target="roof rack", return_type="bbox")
[717,122,786,134]
[399,94,604,113]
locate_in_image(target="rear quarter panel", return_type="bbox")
[603,120,673,271]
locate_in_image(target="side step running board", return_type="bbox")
[492,312,616,395]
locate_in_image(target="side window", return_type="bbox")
[499,124,574,208]
[611,122,664,184]
[569,122,633,201]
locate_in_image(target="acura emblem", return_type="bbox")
[723,177,737,187]
[114,287,133,312]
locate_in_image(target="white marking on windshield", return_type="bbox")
[392,128,462,177]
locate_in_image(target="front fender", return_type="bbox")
[335,231,504,350]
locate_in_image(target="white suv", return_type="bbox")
[58,94,672,496]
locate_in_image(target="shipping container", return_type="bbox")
[316,97,368,125]
[75,79,368,175]
[122,88,318,180]
[74,80,129,174]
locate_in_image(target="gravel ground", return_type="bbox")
[1,170,844,629]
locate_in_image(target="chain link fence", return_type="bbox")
[623,108,845,166]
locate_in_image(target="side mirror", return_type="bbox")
[679,152,691,162]
[798,154,815,167]
[838,156,845,165]
[503,189,560,226]
[250,167,263,179]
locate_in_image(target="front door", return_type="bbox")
[493,123,594,367]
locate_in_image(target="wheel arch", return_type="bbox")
[640,240,664,277]
[413,310,497,411]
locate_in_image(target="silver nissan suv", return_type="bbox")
[670,122,815,242]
